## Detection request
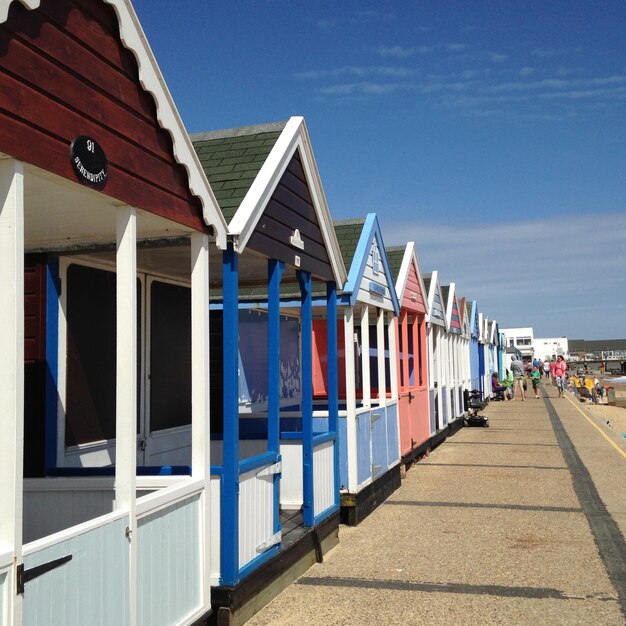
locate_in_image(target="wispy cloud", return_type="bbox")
[378,45,433,58]
[380,213,626,336]
[314,10,396,30]
[488,52,508,63]
[294,66,415,80]
[531,47,581,58]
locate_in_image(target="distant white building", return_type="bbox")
[501,328,569,362]
[501,327,534,360]
[533,337,569,361]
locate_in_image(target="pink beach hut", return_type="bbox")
[386,243,430,464]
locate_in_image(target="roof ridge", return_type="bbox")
[190,121,288,142]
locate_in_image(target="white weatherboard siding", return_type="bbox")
[22,513,130,626]
[313,440,335,517]
[238,465,277,569]
[279,441,304,509]
[137,493,202,626]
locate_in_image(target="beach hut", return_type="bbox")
[442,283,465,423]
[497,324,506,378]
[478,313,489,397]
[311,215,401,525]
[424,272,450,439]
[192,117,347,619]
[487,320,499,396]
[386,243,430,465]
[469,301,481,393]
[459,297,472,401]
[0,1,229,623]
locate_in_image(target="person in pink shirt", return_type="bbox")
[554,355,568,397]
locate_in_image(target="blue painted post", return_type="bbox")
[45,258,60,473]
[268,259,284,535]
[326,281,340,507]
[297,270,314,526]
[222,243,240,586]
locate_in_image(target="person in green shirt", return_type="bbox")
[530,366,541,399]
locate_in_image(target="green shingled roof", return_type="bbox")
[333,218,365,272]
[385,246,405,282]
[191,122,287,222]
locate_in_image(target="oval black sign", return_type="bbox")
[70,136,108,189]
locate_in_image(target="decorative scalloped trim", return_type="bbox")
[0,0,227,246]
[0,0,40,23]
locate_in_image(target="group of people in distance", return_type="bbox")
[491,354,568,402]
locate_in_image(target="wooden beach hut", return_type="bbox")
[487,320,498,396]
[442,283,464,424]
[478,312,489,397]
[0,1,229,623]
[386,243,430,465]
[310,215,402,525]
[469,300,481,393]
[424,272,451,440]
[497,324,506,378]
[459,297,472,401]
[192,117,347,620]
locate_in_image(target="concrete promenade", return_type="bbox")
[247,385,626,625]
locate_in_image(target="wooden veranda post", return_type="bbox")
[0,158,25,624]
[115,205,138,625]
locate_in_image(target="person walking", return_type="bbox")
[543,360,550,379]
[549,359,557,383]
[554,355,568,398]
[510,355,526,401]
[530,366,541,398]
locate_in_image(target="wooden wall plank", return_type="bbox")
[0,0,206,232]
[247,152,333,279]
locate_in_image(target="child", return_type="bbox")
[530,366,541,399]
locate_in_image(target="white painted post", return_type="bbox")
[388,315,399,401]
[376,309,386,405]
[115,206,137,626]
[190,232,211,608]
[0,159,24,625]
[343,308,358,492]
[360,306,371,408]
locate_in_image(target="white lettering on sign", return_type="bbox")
[74,156,106,183]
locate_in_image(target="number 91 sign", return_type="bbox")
[70,136,108,189]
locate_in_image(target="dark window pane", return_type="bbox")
[65,264,117,446]
[150,281,191,431]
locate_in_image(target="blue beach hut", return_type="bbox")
[469,300,481,393]
[311,215,402,525]
[192,117,347,618]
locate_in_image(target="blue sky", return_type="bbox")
[133,1,626,339]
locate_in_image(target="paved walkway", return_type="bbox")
[247,385,626,625]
